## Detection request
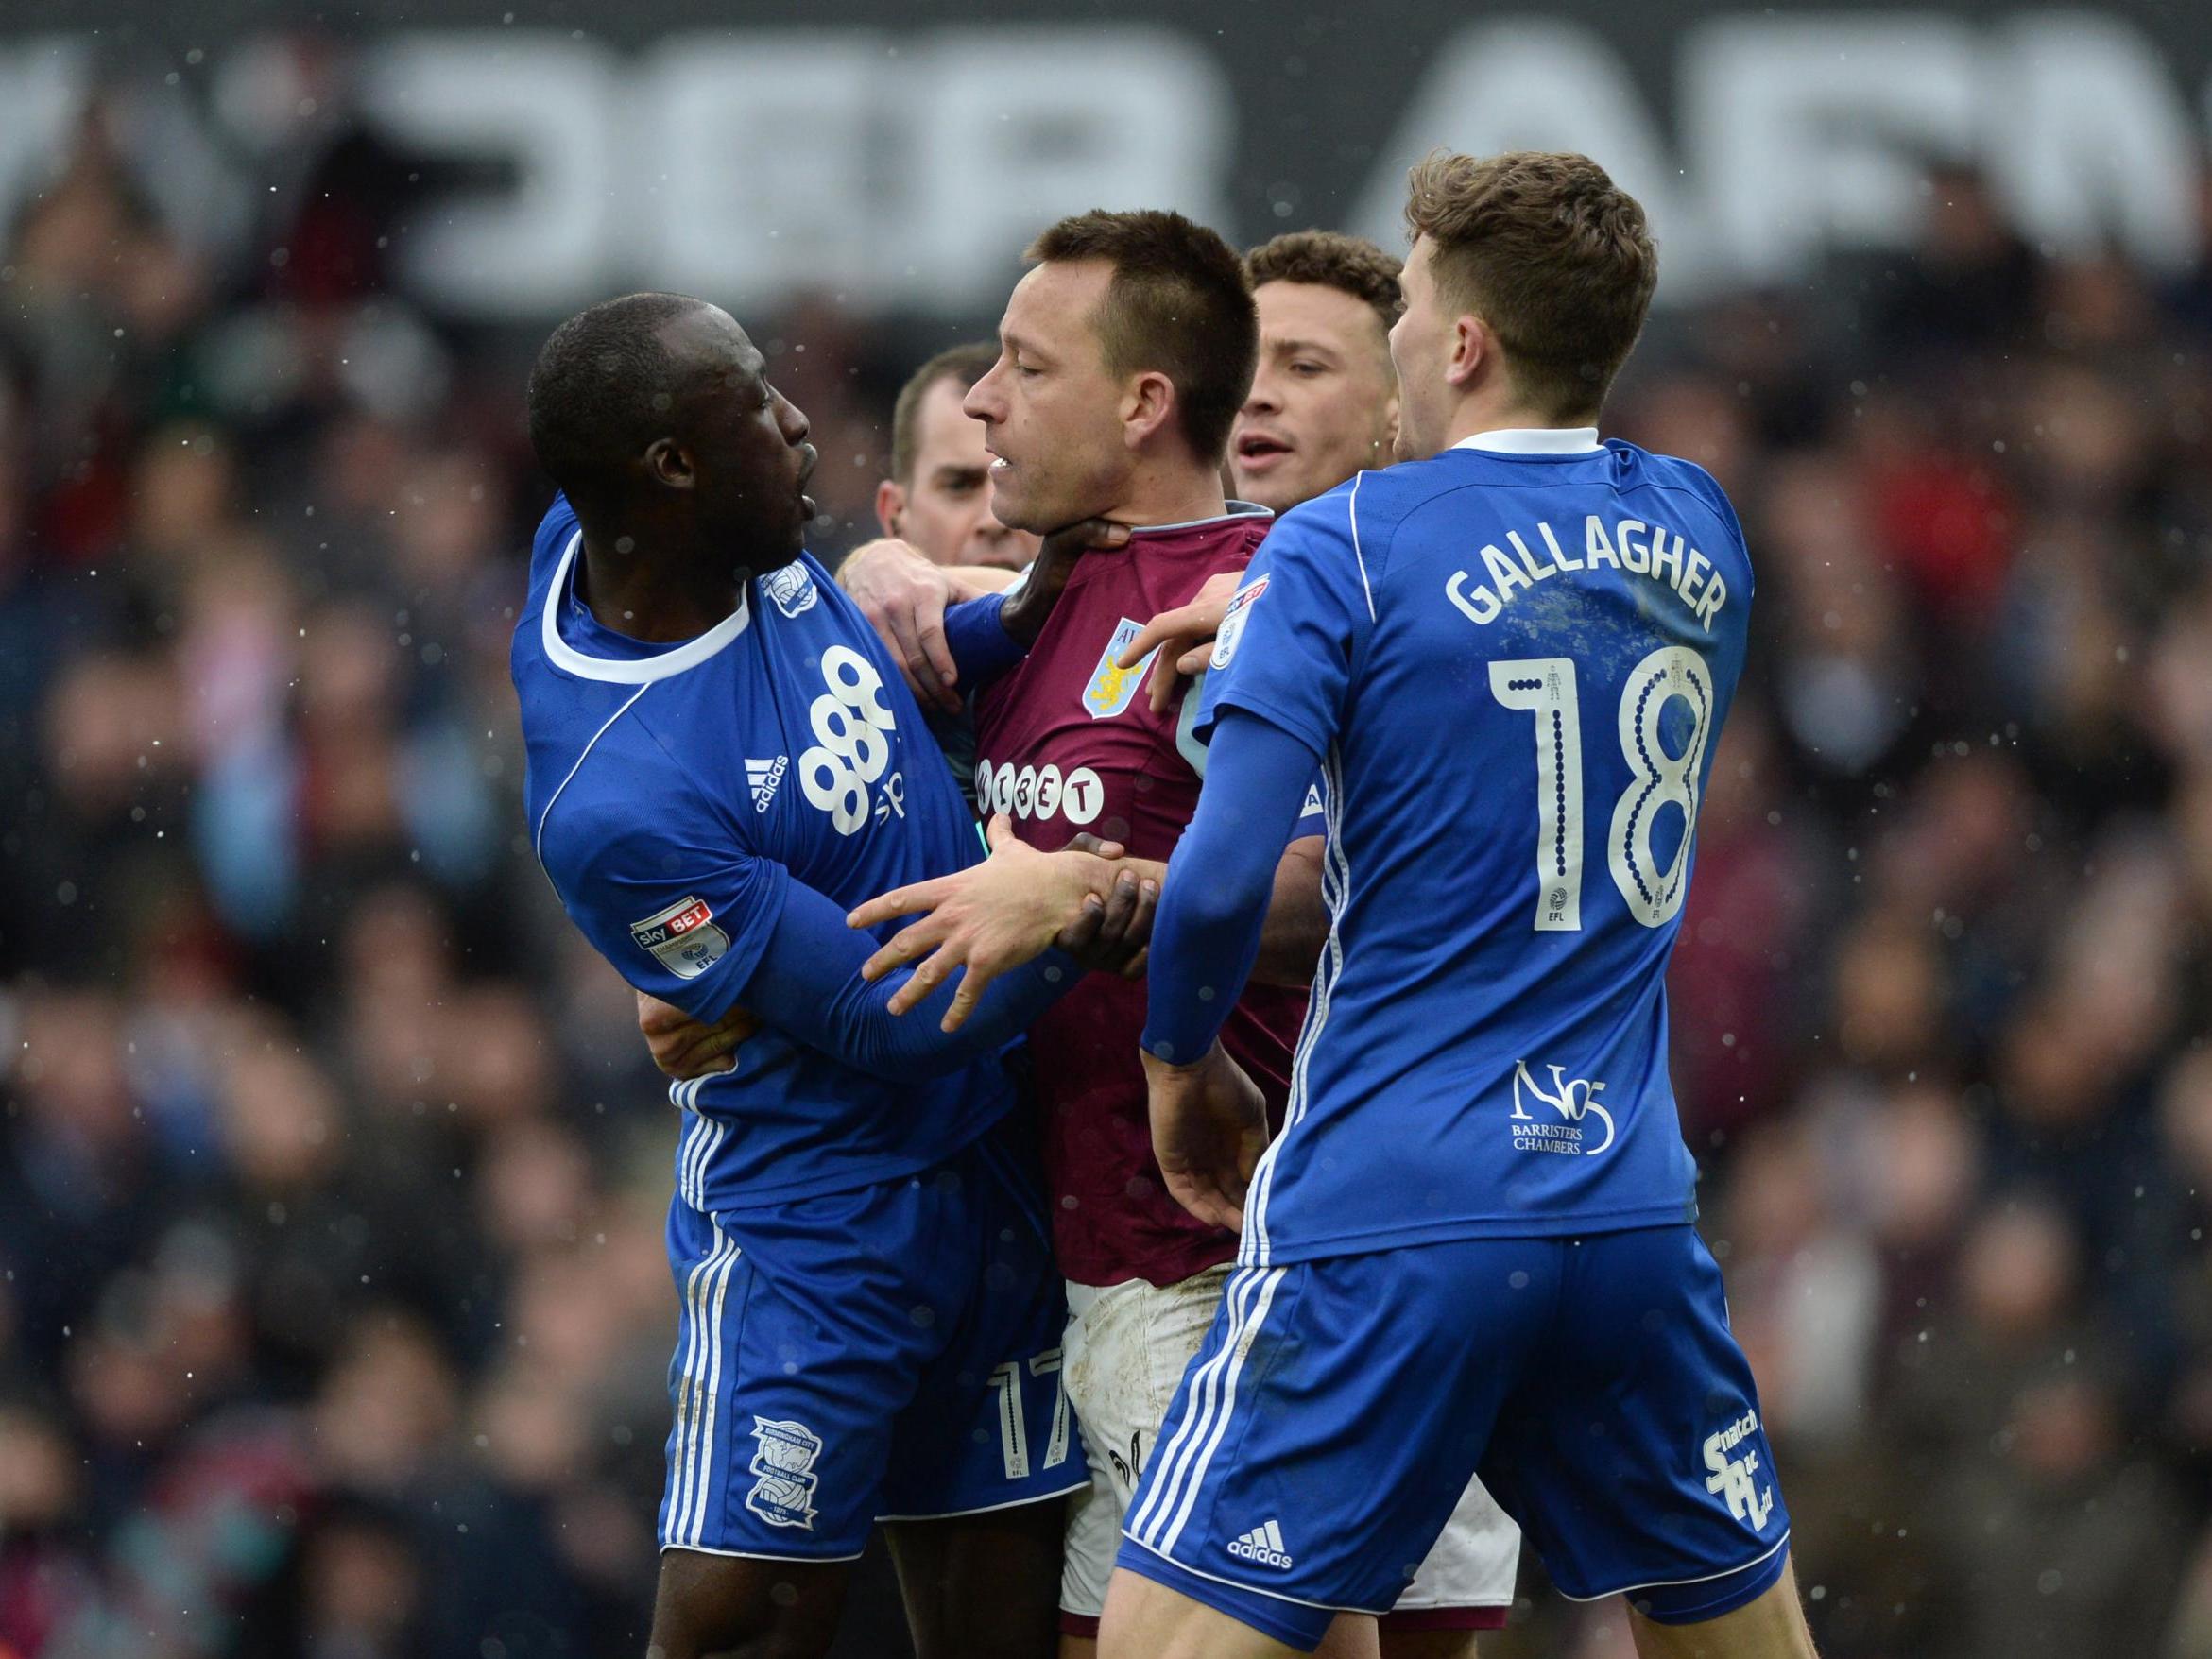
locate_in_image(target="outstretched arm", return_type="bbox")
[1139,710,1319,1230]
[1140,710,1320,1065]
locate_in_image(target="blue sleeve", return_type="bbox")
[1194,487,1373,758]
[541,789,787,1026]
[943,593,1027,690]
[1179,668,1326,844]
[1141,709,1321,1064]
[544,788,1071,1080]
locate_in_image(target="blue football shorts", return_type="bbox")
[657,1120,1086,1559]
[1116,1224,1791,1649]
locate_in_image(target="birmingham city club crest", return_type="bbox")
[746,1416,825,1530]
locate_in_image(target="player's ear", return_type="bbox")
[1447,316,1486,390]
[644,436,696,491]
[875,479,905,539]
[1123,369,1176,453]
[1380,393,1401,462]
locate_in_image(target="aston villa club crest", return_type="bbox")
[1083,617,1158,720]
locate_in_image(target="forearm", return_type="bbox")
[1080,847,1317,987]
[1252,837,1326,987]
[942,594,1027,691]
[1141,710,1320,1062]
[739,880,1071,1079]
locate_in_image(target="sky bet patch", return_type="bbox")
[629,896,730,980]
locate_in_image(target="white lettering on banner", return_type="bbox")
[359,34,623,314]
[1351,12,2202,299]
[24,18,2201,321]
[903,29,1232,306]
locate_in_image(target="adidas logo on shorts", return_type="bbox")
[1227,1518,1294,1569]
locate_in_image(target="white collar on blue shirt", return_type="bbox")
[1451,426,1603,455]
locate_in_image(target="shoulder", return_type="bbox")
[533,703,729,880]
[1609,441,1740,525]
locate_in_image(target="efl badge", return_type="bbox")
[1209,576,1267,670]
[1084,616,1157,720]
[629,896,730,980]
[762,562,818,619]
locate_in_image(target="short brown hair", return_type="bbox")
[1244,231,1404,335]
[888,341,999,485]
[1403,150,1656,421]
[1025,210,1256,465]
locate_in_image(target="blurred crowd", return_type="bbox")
[4,53,2212,1659]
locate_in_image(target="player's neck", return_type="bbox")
[576,528,744,644]
[1105,455,1229,528]
[1438,389,1586,453]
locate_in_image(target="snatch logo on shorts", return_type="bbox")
[629,896,730,980]
[1702,1410,1775,1531]
[747,1416,825,1530]
[1209,575,1267,671]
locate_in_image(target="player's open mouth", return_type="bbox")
[1236,432,1293,470]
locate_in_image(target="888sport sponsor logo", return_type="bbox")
[973,755,1105,827]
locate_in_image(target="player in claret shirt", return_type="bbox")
[1111,154,1816,1658]
[511,292,1150,1659]
[840,212,1501,1659]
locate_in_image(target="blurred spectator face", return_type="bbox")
[966,258,1142,531]
[1919,165,2013,265]
[1959,1203,2077,1342]
[479,1121,592,1254]
[16,989,139,1156]
[129,425,238,560]
[1230,280,1397,515]
[390,450,501,593]
[1871,752,2032,916]
[300,602,402,737]
[1830,912,1945,1072]
[874,375,1037,571]
[2040,255,2155,353]
[2160,1048,2212,1189]
[476,1366,588,1493]
[1722,1125,1827,1259]
[2007,1376,2118,1487]
[1617,375,1752,497]
[2148,588,2212,766]
[312,1314,458,1491]
[441,985,553,1127]
[0,1407,83,1535]
[1872,1085,1981,1252]
[41,652,184,818]
[218,1039,341,1191]
[302,1513,422,1653]
[2024,362,2152,502]
[508,1251,623,1380]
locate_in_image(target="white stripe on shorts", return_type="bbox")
[1155,1265,1285,1554]
[663,1226,740,1545]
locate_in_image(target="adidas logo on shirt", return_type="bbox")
[746,755,788,812]
[1226,1518,1294,1569]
